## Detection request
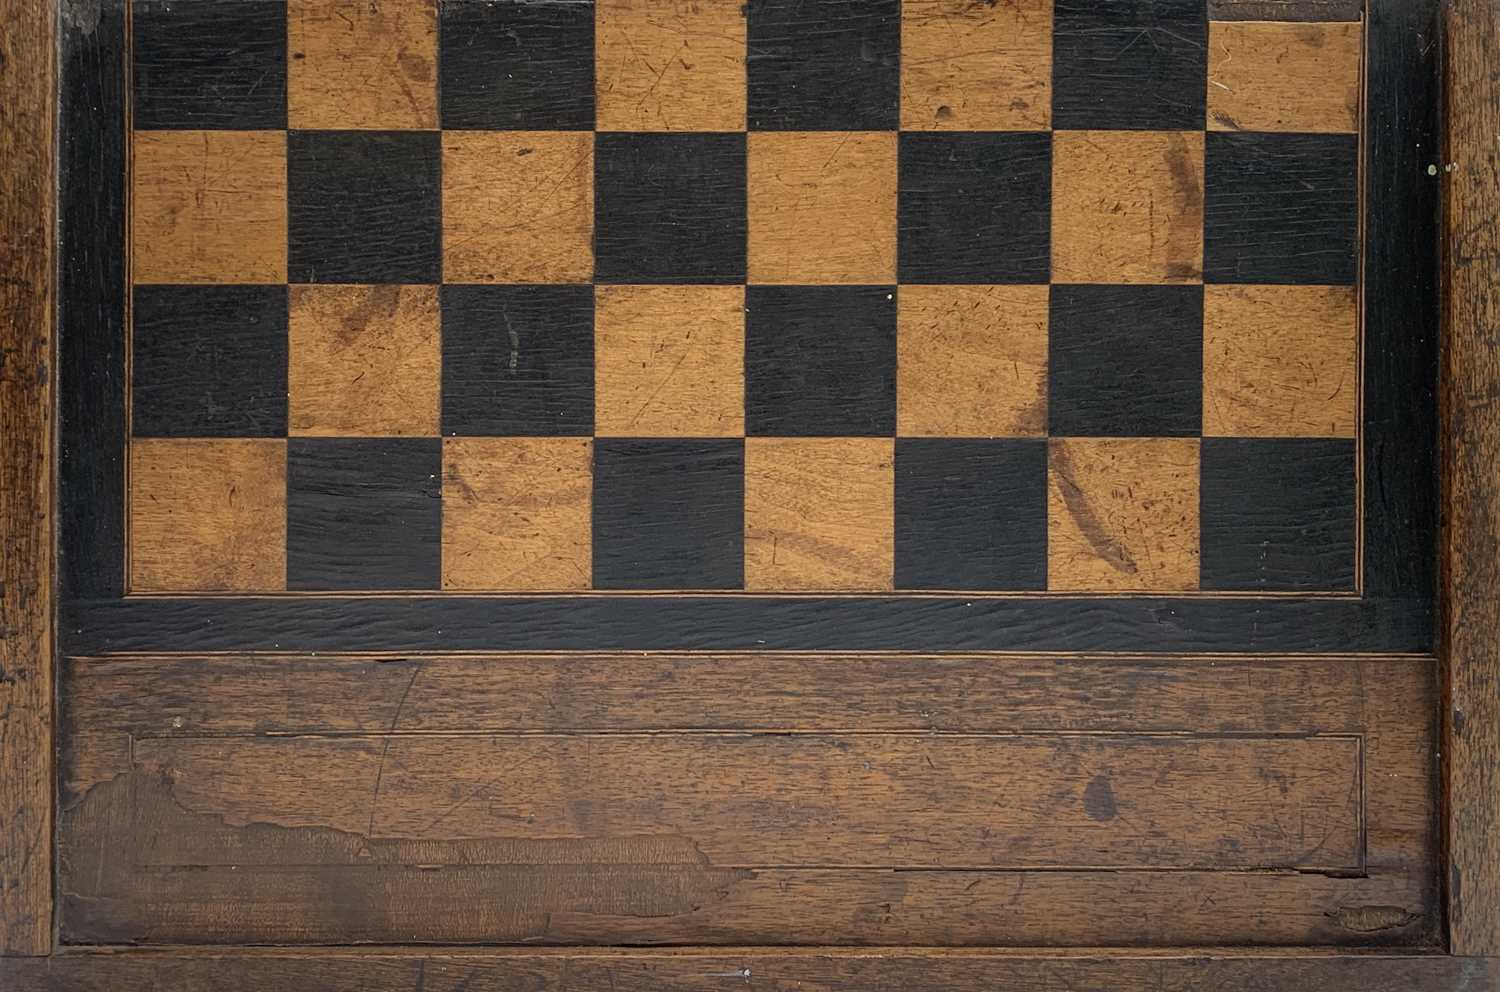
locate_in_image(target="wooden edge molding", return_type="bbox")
[1,949,1497,991]
[0,0,56,959]
[1444,0,1500,959]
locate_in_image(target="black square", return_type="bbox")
[288,131,441,284]
[746,286,896,436]
[287,438,442,591]
[439,0,594,129]
[132,285,287,438]
[1052,0,1208,131]
[1201,438,1357,591]
[899,132,1052,284]
[595,133,747,284]
[746,0,900,130]
[441,285,594,437]
[1049,285,1204,437]
[1205,133,1359,285]
[593,439,745,590]
[133,0,287,130]
[895,439,1048,591]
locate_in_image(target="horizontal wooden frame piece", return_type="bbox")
[55,652,1438,948]
[3,949,1499,991]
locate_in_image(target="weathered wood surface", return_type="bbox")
[58,653,1437,947]
[4,950,1496,992]
[1208,0,1364,18]
[1444,0,1500,959]
[0,0,54,958]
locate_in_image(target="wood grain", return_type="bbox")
[131,130,287,285]
[1444,0,1500,957]
[1048,438,1201,592]
[900,0,1051,131]
[747,132,897,285]
[6,951,1492,992]
[287,0,438,129]
[1208,22,1361,133]
[595,0,746,131]
[288,284,440,437]
[594,285,745,437]
[1203,285,1358,438]
[441,131,593,284]
[441,437,592,591]
[745,438,894,591]
[56,653,1436,947]
[1209,0,1364,19]
[0,0,53,956]
[129,439,287,593]
[130,731,1364,870]
[896,285,1048,438]
[1052,130,1204,285]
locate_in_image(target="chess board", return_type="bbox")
[123,0,1365,595]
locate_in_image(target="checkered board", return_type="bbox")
[125,0,1365,595]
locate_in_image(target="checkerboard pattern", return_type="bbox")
[126,0,1363,594]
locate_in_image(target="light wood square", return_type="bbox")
[132,131,287,284]
[898,285,1049,437]
[1204,285,1358,438]
[1048,438,1200,593]
[130,439,287,592]
[442,437,593,591]
[289,284,441,437]
[1052,130,1205,285]
[901,0,1051,130]
[1209,22,1361,133]
[595,285,745,437]
[596,0,747,131]
[745,437,894,591]
[748,132,898,285]
[443,131,594,284]
[288,0,438,129]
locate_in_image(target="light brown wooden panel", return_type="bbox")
[0,0,53,957]
[58,653,1437,947]
[129,732,1363,870]
[1444,0,1500,957]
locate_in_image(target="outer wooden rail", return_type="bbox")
[1446,0,1500,959]
[0,0,54,958]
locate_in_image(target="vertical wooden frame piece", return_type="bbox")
[1445,0,1500,959]
[0,0,55,958]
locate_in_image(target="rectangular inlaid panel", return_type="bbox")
[60,653,1436,947]
[126,0,1365,595]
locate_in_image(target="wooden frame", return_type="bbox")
[3,0,1499,985]
[1443,0,1500,959]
